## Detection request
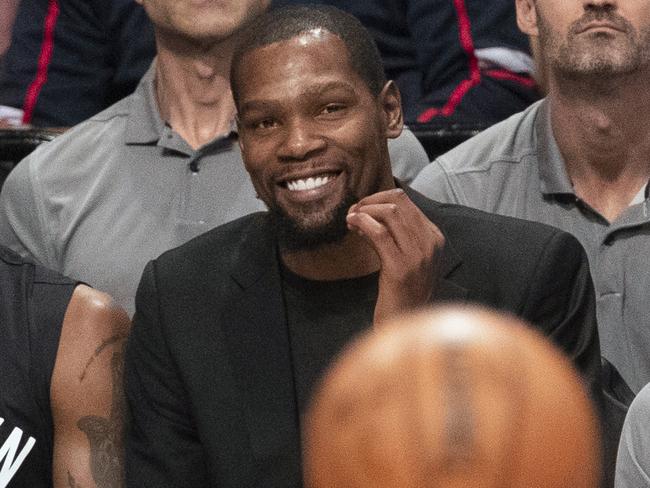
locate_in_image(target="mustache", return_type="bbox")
[569,9,634,35]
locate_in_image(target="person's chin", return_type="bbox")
[271,195,356,252]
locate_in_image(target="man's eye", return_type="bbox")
[321,104,345,115]
[253,118,277,130]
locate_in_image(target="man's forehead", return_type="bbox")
[244,27,346,61]
[238,30,355,83]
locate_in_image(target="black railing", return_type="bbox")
[0,128,64,187]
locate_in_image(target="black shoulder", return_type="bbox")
[407,188,586,281]
[0,244,26,266]
[407,186,568,248]
[0,244,78,286]
[440,201,579,259]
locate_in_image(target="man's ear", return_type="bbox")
[379,81,403,140]
[516,0,539,37]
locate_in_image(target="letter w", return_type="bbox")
[0,427,35,488]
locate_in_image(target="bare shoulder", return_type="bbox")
[64,284,131,340]
[52,285,130,395]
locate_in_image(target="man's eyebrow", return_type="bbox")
[239,99,280,115]
[301,80,357,98]
[239,80,357,114]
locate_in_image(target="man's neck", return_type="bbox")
[281,232,381,282]
[154,35,237,149]
[548,71,650,222]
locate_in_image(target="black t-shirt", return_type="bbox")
[0,246,76,487]
[281,264,378,414]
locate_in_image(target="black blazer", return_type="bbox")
[125,189,601,488]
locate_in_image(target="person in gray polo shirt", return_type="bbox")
[412,2,650,483]
[0,0,429,316]
[413,0,650,397]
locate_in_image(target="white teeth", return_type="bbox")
[286,175,333,191]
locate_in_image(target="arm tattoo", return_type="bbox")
[79,334,127,382]
[68,471,80,488]
[76,342,126,488]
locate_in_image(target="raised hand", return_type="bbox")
[346,188,445,325]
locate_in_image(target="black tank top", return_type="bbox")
[0,246,76,487]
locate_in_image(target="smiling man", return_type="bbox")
[124,6,602,488]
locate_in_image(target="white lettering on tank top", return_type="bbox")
[0,417,36,488]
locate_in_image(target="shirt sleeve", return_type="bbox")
[388,126,430,184]
[125,260,210,488]
[0,154,57,269]
[411,158,465,204]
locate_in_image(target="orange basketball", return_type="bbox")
[303,306,601,488]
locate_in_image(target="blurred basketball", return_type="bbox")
[303,305,601,488]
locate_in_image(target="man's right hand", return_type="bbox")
[346,188,445,325]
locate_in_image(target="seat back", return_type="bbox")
[0,128,63,188]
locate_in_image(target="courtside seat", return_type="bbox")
[408,123,487,161]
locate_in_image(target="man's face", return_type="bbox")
[522,0,650,77]
[236,30,401,250]
[137,0,270,44]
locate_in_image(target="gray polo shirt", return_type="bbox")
[412,99,650,393]
[0,64,429,316]
[615,381,650,487]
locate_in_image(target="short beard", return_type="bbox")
[538,7,650,79]
[270,193,358,252]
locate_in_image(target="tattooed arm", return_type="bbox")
[49,285,131,488]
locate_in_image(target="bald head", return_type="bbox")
[304,306,601,488]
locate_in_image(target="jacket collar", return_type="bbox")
[229,188,466,299]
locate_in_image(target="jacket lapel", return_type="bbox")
[404,185,469,303]
[219,217,302,485]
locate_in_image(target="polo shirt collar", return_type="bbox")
[535,99,576,196]
[125,60,168,145]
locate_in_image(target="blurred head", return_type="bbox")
[136,0,270,46]
[304,306,601,488]
[231,6,400,251]
[516,0,650,79]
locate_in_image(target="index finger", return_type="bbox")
[353,188,407,208]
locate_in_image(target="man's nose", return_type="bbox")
[278,118,326,161]
[582,0,617,12]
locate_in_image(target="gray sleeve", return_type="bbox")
[387,126,429,184]
[616,384,650,487]
[0,155,56,268]
[410,158,464,204]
